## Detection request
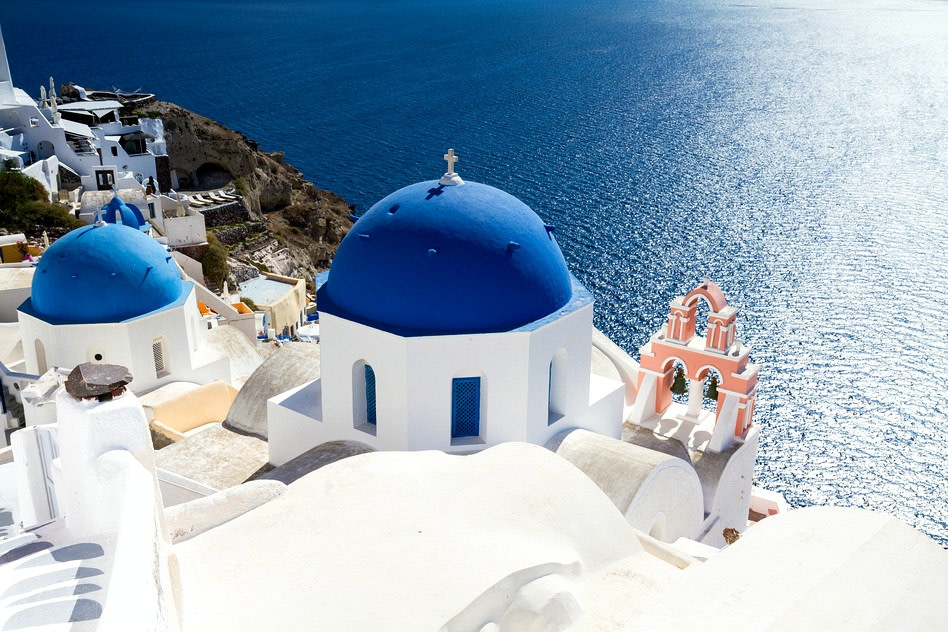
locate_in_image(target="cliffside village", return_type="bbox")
[0,25,945,632]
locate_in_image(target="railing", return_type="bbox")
[0,360,39,430]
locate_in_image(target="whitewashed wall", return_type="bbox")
[17,287,214,394]
[268,303,625,463]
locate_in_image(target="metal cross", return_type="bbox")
[443,148,459,174]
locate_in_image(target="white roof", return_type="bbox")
[0,264,35,291]
[11,87,35,106]
[0,233,26,246]
[632,506,948,630]
[58,100,122,112]
[175,443,645,630]
[58,118,95,138]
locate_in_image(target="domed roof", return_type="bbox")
[318,180,572,335]
[30,222,186,324]
[101,196,146,230]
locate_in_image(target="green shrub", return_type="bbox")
[0,171,84,231]
[239,296,258,311]
[202,232,229,288]
[233,176,247,196]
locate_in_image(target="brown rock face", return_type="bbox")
[150,101,353,281]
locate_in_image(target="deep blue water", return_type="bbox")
[3,0,947,545]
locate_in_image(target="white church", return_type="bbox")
[269,150,623,458]
[17,219,252,393]
[0,201,262,431]
[263,151,761,547]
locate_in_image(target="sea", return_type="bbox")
[2,0,947,546]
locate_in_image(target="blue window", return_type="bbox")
[451,377,480,438]
[365,364,377,425]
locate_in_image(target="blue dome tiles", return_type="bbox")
[318,180,573,336]
[28,223,187,324]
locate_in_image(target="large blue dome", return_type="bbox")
[30,223,186,324]
[318,180,573,335]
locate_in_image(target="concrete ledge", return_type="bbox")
[165,479,286,543]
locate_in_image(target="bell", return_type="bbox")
[705,375,719,400]
[670,367,687,395]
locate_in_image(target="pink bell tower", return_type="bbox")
[629,279,759,452]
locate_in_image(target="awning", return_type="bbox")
[58,162,80,176]
[58,118,95,138]
[120,131,153,141]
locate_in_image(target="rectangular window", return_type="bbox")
[451,377,480,438]
[152,340,168,377]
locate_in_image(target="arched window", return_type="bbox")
[548,349,568,425]
[353,360,377,434]
[364,364,377,426]
[451,377,480,438]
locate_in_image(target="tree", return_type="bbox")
[0,171,83,232]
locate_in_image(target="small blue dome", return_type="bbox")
[318,180,572,335]
[101,196,146,230]
[30,223,186,324]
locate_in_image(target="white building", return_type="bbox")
[0,26,171,200]
[269,157,624,462]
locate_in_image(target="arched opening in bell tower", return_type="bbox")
[695,365,723,415]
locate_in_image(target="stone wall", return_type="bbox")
[200,201,253,228]
[214,223,267,247]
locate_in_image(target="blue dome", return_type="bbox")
[101,196,146,230]
[318,180,572,335]
[30,223,186,324]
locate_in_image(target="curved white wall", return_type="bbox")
[554,429,704,542]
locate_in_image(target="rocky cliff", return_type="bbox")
[151,101,352,282]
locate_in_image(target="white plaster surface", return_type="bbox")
[55,391,157,538]
[0,522,115,631]
[0,321,24,366]
[0,266,34,322]
[174,443,648,631]
[165,479,285,543]
[269,305,623,459]
[555,430,703,542]
[629,506,948,631]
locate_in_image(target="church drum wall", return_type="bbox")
[523,303,601,445]
[18,296,201,393]
[404,331,531,451]
[317,313,411,450]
